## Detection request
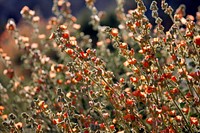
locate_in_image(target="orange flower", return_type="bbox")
[130,76,139,83]
[1,114,8,120]
[190,117,199,126]
[194,35,200,46]
[15,122,23,129]
[0,106,5,111]
[65,48,74,55]
[6,19,16,31]
[62,31,70,39]
[182,107,189,114]
[59,25,67,30]
[109,124,115,130]
[126,99,134,106]
[124,114,135,121]
[52,118,61,125]
[119,43,128,49]
[146,117,153,124]
[110,28,118,37]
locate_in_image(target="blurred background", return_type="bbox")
[0,0,199,85]
[0,0,200,34]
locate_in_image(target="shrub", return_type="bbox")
[0,0,199,132]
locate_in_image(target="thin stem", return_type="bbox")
[165,84,194,133]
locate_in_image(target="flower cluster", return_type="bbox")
[0,0,199,132]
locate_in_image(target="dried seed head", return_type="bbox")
[20,6,30,15]
[9,113,16,120]
[155,17,163,24]
[152,10,158,18]
[165,6,174,15]
[21,112,29,119]
[161,1,168,10]
[150,1,158,11]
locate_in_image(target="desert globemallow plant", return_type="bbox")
[0,0,199,132]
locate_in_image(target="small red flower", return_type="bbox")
[52,118,61,125]
[168,110,176,116]
[109,124,115,130]
[146,117,153,124]
[160,126,176,133]
[182,107,189,114]
[130,76,139,83]
[65,43,71,47]
[65,48,74,55]
[99,123,105,129]
[171,54,177,61]
[124,114,135,121]
[119,78,124,83]
[128,58,137,65]
[105,86,111,91]
[194,36,200,46]
[59,25,67,30]
[170,88,179,94]
[102,113,109,119]
[37,124,41,131]
[75,72,83,81]
[171,76,177,82]
[84,130,89,133]
[80,51,88,58]
[142,60,149,68]
[63,112,68,118]
[162,105,169,112]
[86,48,91,54]
[145,86,155,94]
[126,99,134,106]
[132,90,140,97]
[185,92,192,98]
[190,117,199,126]
[163,72,172,79]
[135,21,141,27]
[175,115,182,122]
[186,31,193,37]
[110,28,118,37]
[62,31,70,39]
[3,69,14,79]
[119,43,128,49]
